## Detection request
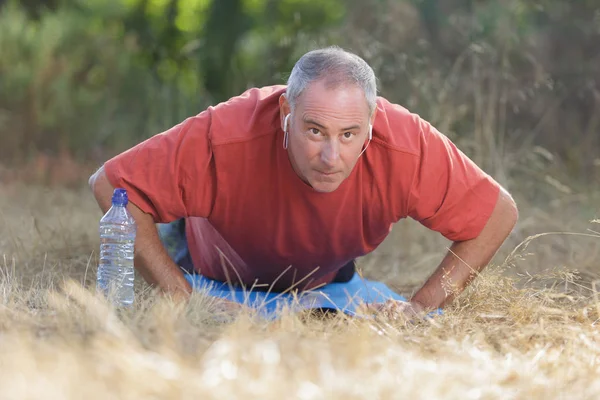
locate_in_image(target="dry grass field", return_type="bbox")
[1,165,599,399]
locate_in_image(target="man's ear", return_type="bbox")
[370,107,378,127]
[279,94,291,131]
[368,107,377,140]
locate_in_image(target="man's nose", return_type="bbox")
[320,139,340,167]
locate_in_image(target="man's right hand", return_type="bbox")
[89,166,194,301]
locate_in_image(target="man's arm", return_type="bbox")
[409,187,518,311]
[89,166,193,301]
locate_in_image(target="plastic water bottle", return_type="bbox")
[96,188,137,306]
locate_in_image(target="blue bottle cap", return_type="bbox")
[112,188,128,206]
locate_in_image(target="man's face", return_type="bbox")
[280,79,374,193]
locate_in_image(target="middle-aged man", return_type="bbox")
[89,46,518,318]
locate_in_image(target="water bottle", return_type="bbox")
[96,188,137,306]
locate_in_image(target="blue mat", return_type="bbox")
[159,220,441,319]
[184,272,422,319]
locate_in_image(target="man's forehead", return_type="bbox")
[301,77,363,97]
[295,79,370,115]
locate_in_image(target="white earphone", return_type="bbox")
[284,114,291,133]
[283,114,291,149]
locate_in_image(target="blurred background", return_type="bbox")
[1,0,599,182]
[0,0,599,288]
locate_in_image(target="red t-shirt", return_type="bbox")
[104,85,500,291]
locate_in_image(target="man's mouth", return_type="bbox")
[316,170,338,176]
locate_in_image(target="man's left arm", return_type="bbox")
[409,186,518,312]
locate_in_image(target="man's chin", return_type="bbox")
[309,177,343,193]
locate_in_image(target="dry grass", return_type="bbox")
[1,178,599,399]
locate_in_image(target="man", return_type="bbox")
[89,46,518,318]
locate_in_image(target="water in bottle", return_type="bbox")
[97,188,137,306]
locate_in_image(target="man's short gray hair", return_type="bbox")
[286,46,377,116]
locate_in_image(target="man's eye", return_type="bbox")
[310,128,320,135]
[343,132,354,139]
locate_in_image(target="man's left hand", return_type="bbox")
[357,299,426,321]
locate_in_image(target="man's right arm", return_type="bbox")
[89,165,193,302]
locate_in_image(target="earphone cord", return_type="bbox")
[358,138,371,158]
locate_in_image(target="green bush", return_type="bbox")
[0,2,209,163]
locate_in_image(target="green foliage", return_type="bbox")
[0,1,208,162]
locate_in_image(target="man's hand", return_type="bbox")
[357,299,426,321]
[410,187,518,310]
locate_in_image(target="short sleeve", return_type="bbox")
[103,110,216,223]
[406,118,500,241]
